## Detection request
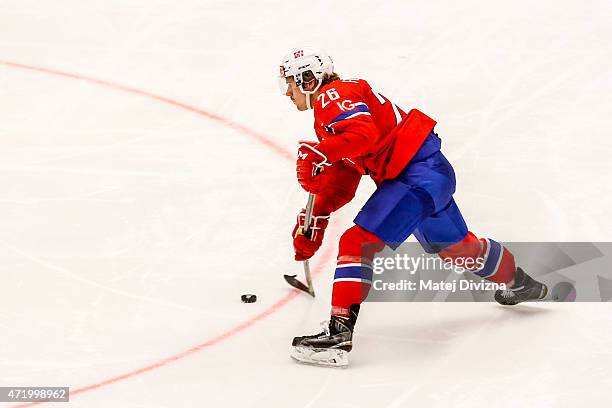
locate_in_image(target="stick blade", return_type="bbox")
[284,274,315,297]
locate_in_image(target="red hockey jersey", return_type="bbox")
[313,79,436,184]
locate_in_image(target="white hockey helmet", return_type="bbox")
[279,47,334,109]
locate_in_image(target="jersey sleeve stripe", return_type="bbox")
[327,103,371,127]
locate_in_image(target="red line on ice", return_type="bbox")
[0,60,293,161]
[0,60,327,407]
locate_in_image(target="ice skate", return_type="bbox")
[290,306,358,367]
[495,267,548,305]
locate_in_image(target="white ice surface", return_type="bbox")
[1,1,612,407]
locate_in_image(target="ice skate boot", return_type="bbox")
[494,267,548,305]
[290,305,358,367]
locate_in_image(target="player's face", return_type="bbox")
[285,77,308,111]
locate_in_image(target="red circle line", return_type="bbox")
[0,60,327,407]
[0,60,293,161]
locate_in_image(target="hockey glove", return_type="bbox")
[292,208,330,261]
[296,142,331,193]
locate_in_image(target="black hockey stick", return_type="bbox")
[284,192,316,297]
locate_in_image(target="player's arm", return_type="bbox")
[292,160,361,261]
[317,115,379,163]
[296,97,379,193]
[316,81,381,162]
[315,160,362,213]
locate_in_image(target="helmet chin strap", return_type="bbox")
[306,92,314,110]
[301,79,322,110]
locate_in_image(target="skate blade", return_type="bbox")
[290,346,349,368]
[496,283,551,305]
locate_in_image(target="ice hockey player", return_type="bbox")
[279,47,548,367]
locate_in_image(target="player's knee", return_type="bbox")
[438,232,517,283]
[338,225,385,260]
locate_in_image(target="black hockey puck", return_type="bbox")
[241,294,257,303]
